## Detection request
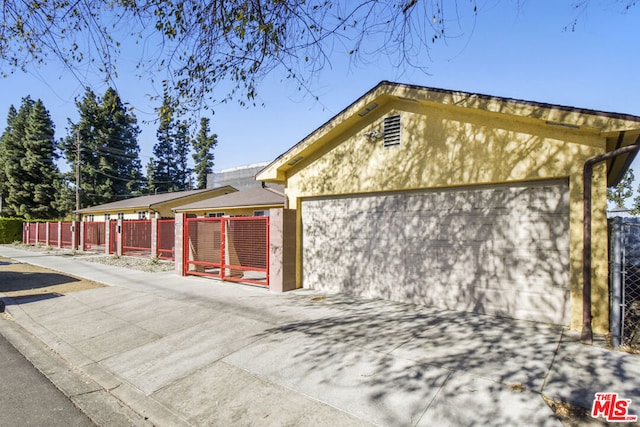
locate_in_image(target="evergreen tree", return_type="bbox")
[149,95,192,193]
[63,87,143,208]
[63,88,103,208]
[21,100,61,218]
[174,120,192,191]
[100,88,144,196]
[3,98,34,217]
[1,98,61,219]
[150,95,177,193]
[52,175,76,219]
[0,105,18,216]
[145,160,157,195]
[192,117,217,190]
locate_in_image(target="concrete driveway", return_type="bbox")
[1,245,639,426]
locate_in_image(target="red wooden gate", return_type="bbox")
[83,222,106,252]
[158,219,175,260]
[25,223,37,244]
[122,220,152,257]
[184,216,269,286]
[60,222,76,249]
[37,223,47,244]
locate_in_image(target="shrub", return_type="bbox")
[0,218,24,244]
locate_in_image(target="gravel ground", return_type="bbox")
[9,243,175,273]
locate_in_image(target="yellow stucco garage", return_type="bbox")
[257,81,640,333]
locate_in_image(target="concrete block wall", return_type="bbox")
[269,208,297,292]
[175,213,185,276]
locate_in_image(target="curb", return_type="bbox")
[0,299,188,427]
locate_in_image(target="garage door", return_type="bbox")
[301,180,570,324]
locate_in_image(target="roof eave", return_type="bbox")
[256,81,640,184]
[174,203,284,213]
[148,186,236,210]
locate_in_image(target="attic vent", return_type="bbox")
[383,114,401,148]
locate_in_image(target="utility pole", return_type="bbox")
[75,131,81,222]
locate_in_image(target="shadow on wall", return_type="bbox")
[302,181,570,325]
[292,104,605,326]
[293,101,595,196]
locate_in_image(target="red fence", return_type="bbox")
[49,223,59,246]
[22,219,177,263]
[83,222,106,252]
[60,222,75,248]
[158,220,175,260]
[184,216,269,286]
[23,222,77,248]
[122,220,152,257]
[37,223,47,244]
[25,223,36,244]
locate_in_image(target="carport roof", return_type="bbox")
[173,185,285,212]
[256,81,640,186]
[76,186,237,213]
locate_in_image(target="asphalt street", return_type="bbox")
[0,325,95,426]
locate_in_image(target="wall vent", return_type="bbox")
[383,114,401,148]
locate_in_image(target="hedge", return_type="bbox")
[0,218,24,244]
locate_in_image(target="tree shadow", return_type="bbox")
[0,271,80,293]
[242,293,567,425]
[289,96,615,331]
[3,293,63,305]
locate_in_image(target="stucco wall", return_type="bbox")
[83,211,148,222]
[185,206,281,218]
[286,101,609,332]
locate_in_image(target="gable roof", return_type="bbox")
[257,81,640,186]
[173,185,285,212]
[76,186,237,213]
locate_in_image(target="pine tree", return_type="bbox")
[192,117,217,190]
[52,175,76,219]
[149,95,193,193]
[100,88,143,196]
[64,88,103,208]
[174,120,192,191]
[3,97,34,217]
[1,98,61,219]
[145,160,157,195]
[63,87,143,208]
[22,100,61,218]
[150,95,177,193]
[0,105,18,216]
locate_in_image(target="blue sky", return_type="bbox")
[1,1,640,178]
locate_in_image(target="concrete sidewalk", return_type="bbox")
[1,245,639,426]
